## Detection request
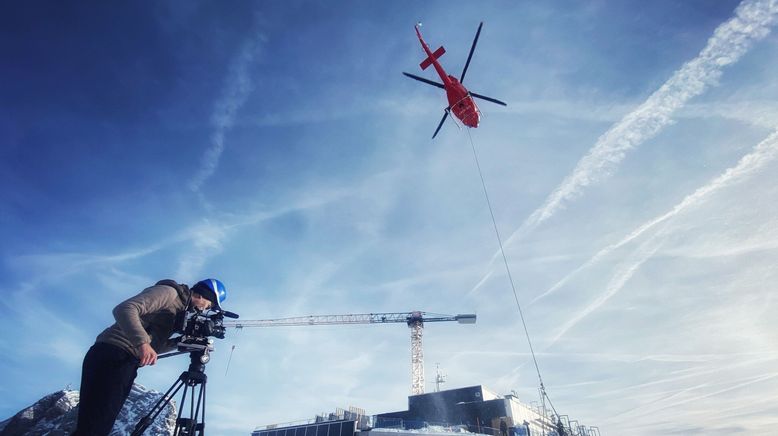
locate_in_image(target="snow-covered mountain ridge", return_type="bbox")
[0,384,176,436]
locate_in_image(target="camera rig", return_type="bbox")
[132,307,239,435]
[163,307,240,360]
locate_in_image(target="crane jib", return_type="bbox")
[223,312,476,328]
[222,311,475,395]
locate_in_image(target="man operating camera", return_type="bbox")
[72,278,228,436]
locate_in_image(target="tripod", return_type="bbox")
[131,342,212,436]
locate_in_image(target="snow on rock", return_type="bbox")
[0,384,176,436]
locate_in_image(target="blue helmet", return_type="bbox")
[192,278,227,310]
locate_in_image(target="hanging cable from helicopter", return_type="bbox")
[404,21,562,421]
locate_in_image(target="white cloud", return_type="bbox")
[681,100,778,129]
[6,185,353,303]
[189,33,265,193]
[175,220,228,279]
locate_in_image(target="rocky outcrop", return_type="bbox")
[0,384,175,436]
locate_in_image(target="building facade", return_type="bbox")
[252,385,598,436]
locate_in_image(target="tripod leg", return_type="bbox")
[174,383,191,436]
[194,381,206,435]
[200,382,206,435]
[178,378,206,435]
[132,376,186,436]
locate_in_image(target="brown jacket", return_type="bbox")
[96,281,189,359]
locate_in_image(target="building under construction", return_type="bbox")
[251,385,599,436]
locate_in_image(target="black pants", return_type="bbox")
[72,342,138,436]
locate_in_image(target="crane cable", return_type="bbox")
[225,345,236,376]
[465,128,557,416]
[225,326,241,377]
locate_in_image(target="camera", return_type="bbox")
[180,310,227,339]
[174,307,239,344]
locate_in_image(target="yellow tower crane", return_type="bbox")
[223,311,476,395]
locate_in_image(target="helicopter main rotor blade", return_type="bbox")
[469,92,507,106]
[403,72,445,89]
[432,110,449,139]
[460,22,483,83]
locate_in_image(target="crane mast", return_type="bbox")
[409,312,425,395]
[224,311,476,395]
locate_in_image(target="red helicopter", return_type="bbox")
[404,22,507,138]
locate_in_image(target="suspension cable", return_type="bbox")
[465,128,552,409]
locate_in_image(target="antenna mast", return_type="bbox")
[434,363,447,392]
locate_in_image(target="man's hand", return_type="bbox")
[138,343,158,367]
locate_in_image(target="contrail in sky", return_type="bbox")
[471,0,778,293]
[534,128,778,305]
[511,0,778,239]
[550,238,661,344]
[547,128,778,342]
[189,35,264,193]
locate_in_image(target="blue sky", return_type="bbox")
[2,0,778,434]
